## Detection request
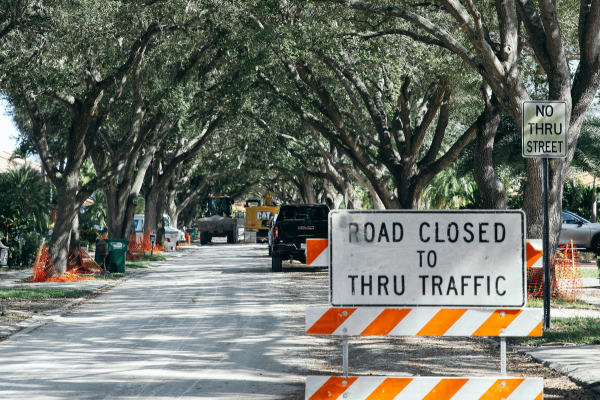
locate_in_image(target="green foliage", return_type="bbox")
[578,252,596,263]
[0,165,53,235]
[92,272,127,280]
[0,165,52,267]
[80,191,107,228]
[562,178,597,221]
[135,197,145,214]
[79,228,100,245]
[422,164,478,209]
[0,288,90,299]
[578,268,599,278]
[136,253,168,262]
[20,232,44,267]
[126,261,151,269]
[512,317,600,346]
[526,298,592,309]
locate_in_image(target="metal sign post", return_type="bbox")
[542,158,551,329]
[522,100,568,330]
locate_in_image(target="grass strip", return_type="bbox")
[527,298,592,309]
[125,261,151,269]
[135,254,168,262]
[91,273,127,280]
[0,264,33,271]
[510,317,600,346]
[0,288,91,299]
[579,268,600,278]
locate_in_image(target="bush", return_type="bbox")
[5,232,44,268]
[21,232,44,266]
[80,228,100,244]
[579,252,596,263]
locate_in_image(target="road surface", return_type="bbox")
[0,244,321,399]
[1,243,597,399]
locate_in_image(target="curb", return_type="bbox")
[486,337,600,394]
[518,346,600,394]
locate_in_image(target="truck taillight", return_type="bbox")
[274,227,279,239]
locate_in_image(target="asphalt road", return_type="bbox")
[0,244,318,400]
[2,243,598,399]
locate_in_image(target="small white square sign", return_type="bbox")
[522,101,568,158]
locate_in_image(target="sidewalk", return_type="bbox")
[519,344,600,394]
[514,275,600,394]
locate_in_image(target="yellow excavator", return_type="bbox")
[244,191,279,242]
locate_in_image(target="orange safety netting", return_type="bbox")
[176,232,192,249]
[527,239,583,301]
[29,244,101,282]
[127,230,165,260]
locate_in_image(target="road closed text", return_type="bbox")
[330,211,525,307]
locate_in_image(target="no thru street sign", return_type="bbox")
[522,101,567,158]
[329,210,526,308]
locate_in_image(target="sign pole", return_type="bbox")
[542,158,551,329]
[522,101,566,330]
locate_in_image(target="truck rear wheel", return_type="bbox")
[200,231,209,245]
[272,254,282,272]
[227,231,235,244]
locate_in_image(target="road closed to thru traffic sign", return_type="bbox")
[329,210,526,307]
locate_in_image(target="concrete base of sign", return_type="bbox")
[244,230,257,243]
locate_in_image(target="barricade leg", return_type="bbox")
[501,337,507,377]
[342,335,348,378]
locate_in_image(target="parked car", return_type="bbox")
[560,210,600,254]
[270,204,330,272]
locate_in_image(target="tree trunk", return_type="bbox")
[300,173,317,203]
[155,186,168,243]
[166,188,178,229]
[105,184,119,237]
[70,212,80,252]
[344,184,362,209]
[144,188,159,234]
[593,176,597,223]
[473,94,507,209]
[49,179,79,275]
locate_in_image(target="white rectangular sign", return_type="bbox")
[522,100,568,158]
[329,210,525,307]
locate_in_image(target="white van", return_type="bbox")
[133,214,186,250]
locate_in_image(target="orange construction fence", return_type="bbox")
[29,244,101,282]
[176,232,192,250]
[527,239,583,301]
[127,230,166,260]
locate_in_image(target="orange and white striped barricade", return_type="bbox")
[304,211,543,398]
[305,238,328,267]
[306,307,543,337]
[305,376,543,400]
[526,239,543,269]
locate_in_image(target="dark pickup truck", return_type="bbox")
[270,204,329,272]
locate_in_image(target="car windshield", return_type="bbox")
[280,206,329,221]
[562,211,589,224]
